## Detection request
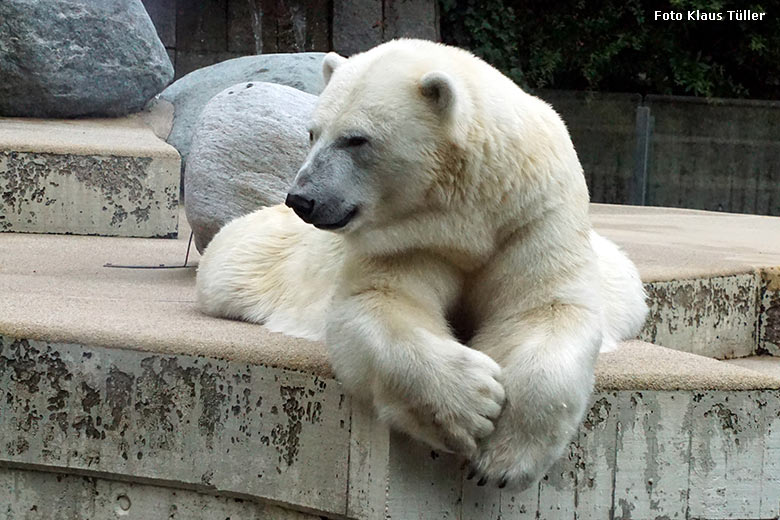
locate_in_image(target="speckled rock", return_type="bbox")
[0,0,173,118]
[185,81,317,252]
[160,53,325,170]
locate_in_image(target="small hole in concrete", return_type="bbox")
[116,494,131,514]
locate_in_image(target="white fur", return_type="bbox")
[197,39,648,489]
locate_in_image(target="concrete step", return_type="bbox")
[0,105,180,238]
[1,335,778,520]
[726,355,780,378]
[593,204,780,359]
[1,207,780,519]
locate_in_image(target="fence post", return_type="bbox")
[629,105,652,206]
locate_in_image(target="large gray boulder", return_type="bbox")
[0,0,173,118]
[160,53,325,169]
[185,81,317,252]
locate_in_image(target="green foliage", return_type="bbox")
[440,0,780,99]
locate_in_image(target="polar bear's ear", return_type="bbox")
[323,52,347,85]
[419,71,457,115]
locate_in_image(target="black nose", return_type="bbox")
[285,193,315,220]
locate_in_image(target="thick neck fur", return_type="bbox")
[342,41,591,277]
[347,100,591,279]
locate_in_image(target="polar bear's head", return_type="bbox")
[285,40,478,233]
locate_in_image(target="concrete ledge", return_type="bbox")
[759,266,780,355]
[591,204,780,281]
[2,212,780,388]
[640,273,759,358]
[2,336,778,519]
[598,341,780,390]
[0,336,355,517]
[0,115,180,238]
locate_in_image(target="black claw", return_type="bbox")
[498,478,508,489]
[477,477,488,486]
[466,469,477,480]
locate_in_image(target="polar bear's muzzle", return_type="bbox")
[285,191,359,231]
[288,141,368,231]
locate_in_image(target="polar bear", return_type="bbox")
[196,39,648,489]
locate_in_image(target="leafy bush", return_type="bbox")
[440,0,780,99]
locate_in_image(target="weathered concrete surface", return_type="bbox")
[0,466,320,519]
[646,95,780,216]
[592,204,780,358]
[759,266,780,355]
[2,335,780,519]
[640,273,759,358]
[726,355,780,379]
[613,391,692,519]
[0,336,355,517]
[384,388,780,520]
[0,116,180,238]
[1,206,780,516]
[4,211,780,390]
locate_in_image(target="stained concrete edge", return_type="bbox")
[0,114,180,159]
[2,331,778,392]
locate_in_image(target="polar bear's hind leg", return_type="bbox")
[196,205,344,341]
[590,231,648,352]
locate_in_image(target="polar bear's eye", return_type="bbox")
[345,136,369,147]
[308,131,314,143]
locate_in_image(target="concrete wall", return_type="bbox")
[141,0,439,79]
[646,95,780,216]
[540,91,780,216]
[3,335,779,519]
[1,466,318,519]
[640,274,760,359]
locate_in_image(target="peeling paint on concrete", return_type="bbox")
[387,389,780,520]
[614,392,692,520]
[641,274,759,359]
[0,465,321,519]
[758,267,780,356]
[3,335,779,519]
[688,392,767,519]
[0,335,351,516]
[0,150,178,237]
[576,392,619,519]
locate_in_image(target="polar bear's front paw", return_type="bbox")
[375,343,505,456]
[467,435,550,491]
[434,345,506,454]
[467,414,569,490]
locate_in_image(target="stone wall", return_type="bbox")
[140,0,439,79]
[3,335,779,519]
